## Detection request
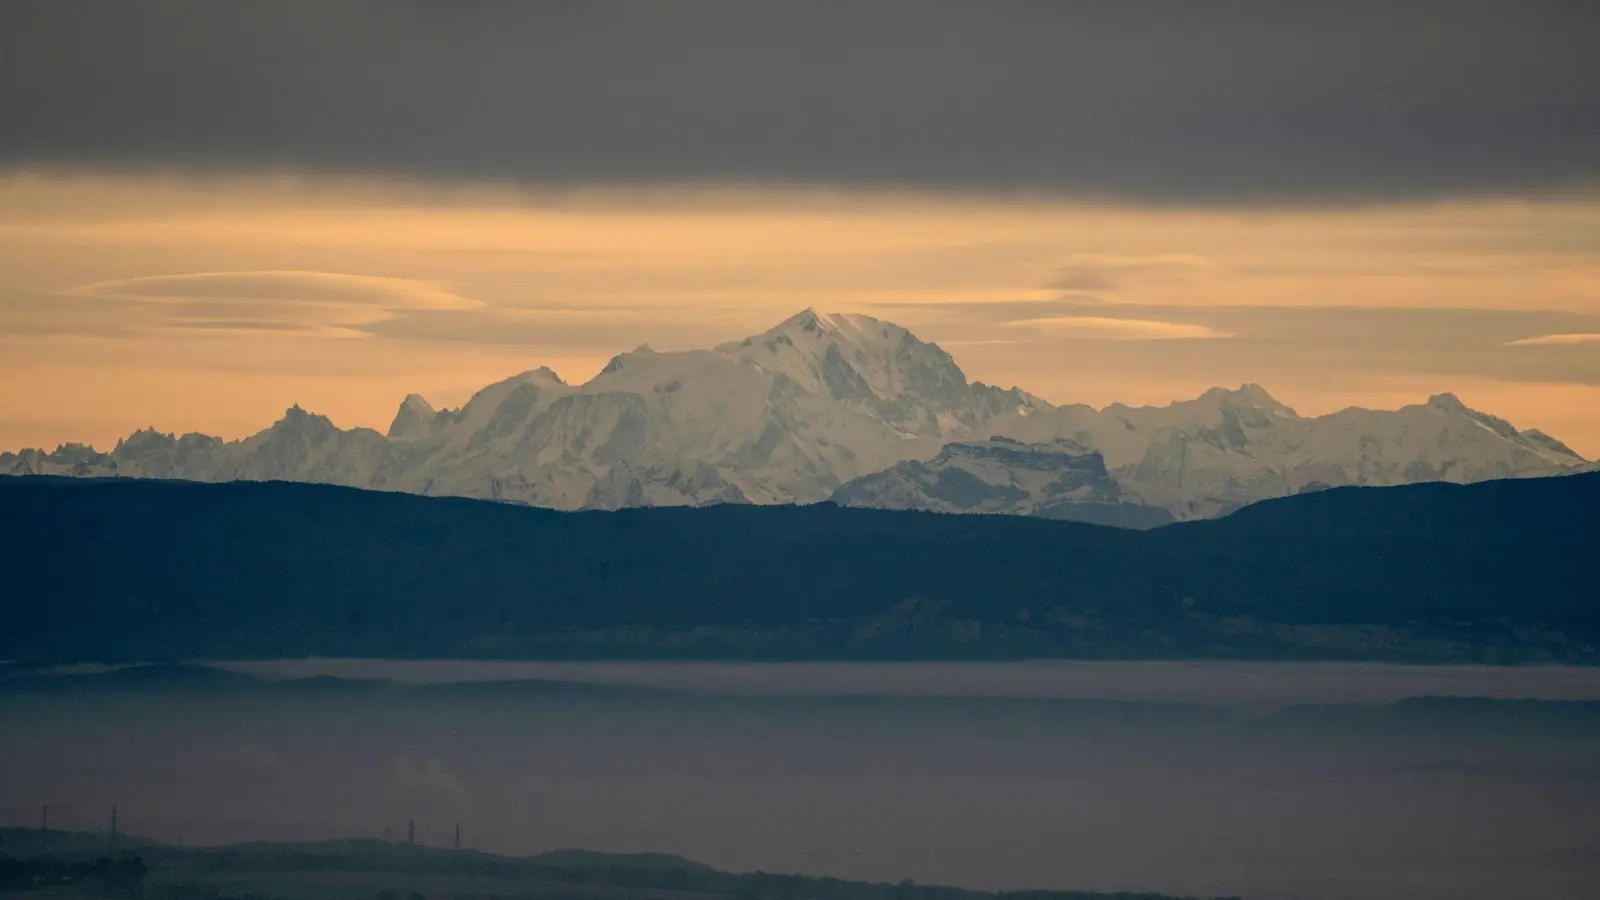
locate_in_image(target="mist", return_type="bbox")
[4,661,1598,900]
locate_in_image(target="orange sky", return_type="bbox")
[2,173,1598,457]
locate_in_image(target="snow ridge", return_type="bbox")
[1,311,1587,519]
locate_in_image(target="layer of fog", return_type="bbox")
[3,662,1598,900]
[221,658,1600,709]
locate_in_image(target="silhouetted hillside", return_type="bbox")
[2,474,1596,662]
[0,829,1230,900]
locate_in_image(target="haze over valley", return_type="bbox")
[5,661,1600,900]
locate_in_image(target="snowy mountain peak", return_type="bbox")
[735,308,901,355]
[780,306,826,332]
[1414,393,1531,444]
[1522,428,1585,461]
[115,427,170,451]
[114,427,166,450]
[597,345,659,377]
[1196,383,1298,417]
[270,404,337,436]
[777,308,907,342]
[718,309,967,410]
[388,394,439,439]
[3,309,1588,519]
[1232,382,1289,408]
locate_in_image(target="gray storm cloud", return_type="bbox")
[2,1,1596,203]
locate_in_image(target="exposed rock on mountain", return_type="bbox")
[832,438,1174,529]
[0,311,1587,519]
[387,394,439,440]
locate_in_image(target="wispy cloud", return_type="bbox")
[1507,333,1600,347]
[4,175,1599,457]
[1048,256,1211,292]
[1004,316,1234,341]
[61,270,481,339]
[74,270,480,311]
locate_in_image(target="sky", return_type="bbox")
[3,2,1599,456]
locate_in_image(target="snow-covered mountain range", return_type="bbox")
[3,310,1588,520]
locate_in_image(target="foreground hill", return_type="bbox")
[1,311,1585,520]
[0,829,1230,900]
[1,473,1596,662]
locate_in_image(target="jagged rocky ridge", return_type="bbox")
[832,437,1175,528]
[2,310,1587,520]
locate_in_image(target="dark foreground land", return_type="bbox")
[0,831,1230,900]
[2,473,1597,662]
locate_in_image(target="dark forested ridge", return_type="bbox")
[0,829,1233,900]
[1,474,1596,663]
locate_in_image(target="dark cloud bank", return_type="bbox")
[3,1,1597,203]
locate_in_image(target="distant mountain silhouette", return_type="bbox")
[0,828,1229,900]
[2,312,1586,521]
[2,473,1596,663]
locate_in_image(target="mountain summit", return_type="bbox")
[719,309,972,408]
[1,311,1587,519]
